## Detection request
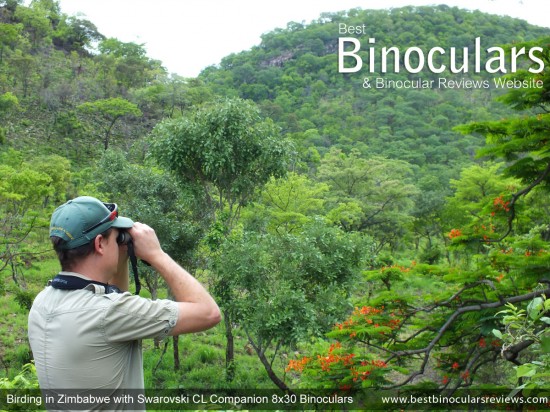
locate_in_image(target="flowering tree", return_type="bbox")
[286,37,550,395]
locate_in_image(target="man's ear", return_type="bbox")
[94,234,107,256]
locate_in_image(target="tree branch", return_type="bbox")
[384,287,550,388]
[489,160,550,242]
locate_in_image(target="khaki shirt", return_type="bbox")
[28,272,179,410]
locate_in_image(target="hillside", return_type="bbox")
[200,5,549,169]
[0,3,547,171]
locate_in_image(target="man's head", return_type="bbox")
[50,196,134,271]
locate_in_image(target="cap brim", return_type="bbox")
[111,216,134,229]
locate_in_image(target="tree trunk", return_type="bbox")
[224,310,235,381]
[173,335,180,371]
[248,337,290,392]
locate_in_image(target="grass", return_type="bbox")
[0,255,59,378]
[141,325,279,390]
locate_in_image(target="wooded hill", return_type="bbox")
[1,0,550,401]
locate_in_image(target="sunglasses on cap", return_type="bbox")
[82,203,118,235]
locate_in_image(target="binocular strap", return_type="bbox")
[50,274,123,294]
[126,240,141,295]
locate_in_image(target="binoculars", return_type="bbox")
[116,231,132,245]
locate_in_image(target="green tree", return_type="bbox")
[318,148,418,252]
[456,37,550,241]
[8,51,36,98]
[0,22,22,64]
[214,221,367,390]
[243,172,329,234]
[443,162,521,254]
[0,92,19,144]
[77,97,141,150]
[97,38,165,91]
[151,97,293,381]
[52,15,104,53]
[151,98,293,231]
[0,150,70,290]
[13,4,51,50]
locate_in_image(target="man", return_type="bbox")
[28,196,221,410]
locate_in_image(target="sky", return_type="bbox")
[55,0,550,78]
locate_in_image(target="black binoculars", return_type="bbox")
[116,231,132,245]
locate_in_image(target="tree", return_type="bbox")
[151,97,293,381]
[77,97,141,150]
[97,38,165,91]
[52,16,104,53]
[214,221,367,390]
[0,150,70,290]
[243,172,329,234]
[151,98,293,231]
[442,162,522,253]
[0,22,22,64]
[8,51,36,98]
[0,92,19,144]
[317,148,418,252]
[13,5,51,50]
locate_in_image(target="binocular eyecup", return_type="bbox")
[116,230,132,245]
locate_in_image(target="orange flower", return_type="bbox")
[371,360,387,368]
[493,196,510,212]
[286,356,311,372]
[452,362,460,370]
[329,342,342,353]
[448,229,463,239]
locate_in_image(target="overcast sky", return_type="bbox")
[56,0,550,78]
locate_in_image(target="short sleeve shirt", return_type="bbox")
[28,272,179,409]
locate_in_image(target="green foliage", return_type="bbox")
[52,15,104,53]
[0,363,38,389]
[77,97,142,150]
[151,97,294,229]
[318,148,418,251]
[0,91,19,114]
[214,220,369,387]
[457,37,550,189]
[243,172,329,234]
[493,295,550,390]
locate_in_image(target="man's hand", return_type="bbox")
[127,222,165,266]
[128,222,221,334]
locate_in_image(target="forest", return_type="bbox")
[1,0,549,409]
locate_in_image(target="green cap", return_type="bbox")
[50,196,134,249]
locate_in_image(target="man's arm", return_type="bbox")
[128,222,221,334]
